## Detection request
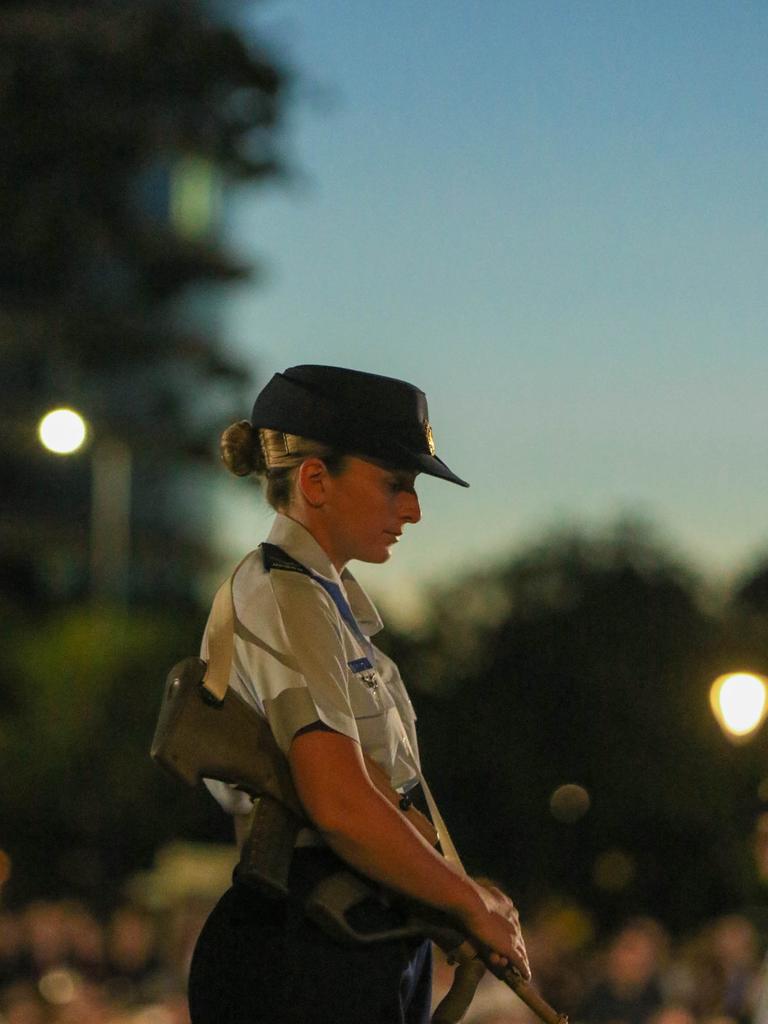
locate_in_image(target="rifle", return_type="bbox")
[151,656,568,1024]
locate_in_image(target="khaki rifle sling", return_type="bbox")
[200,561,245,704]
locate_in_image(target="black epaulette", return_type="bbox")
[261,542,312,577]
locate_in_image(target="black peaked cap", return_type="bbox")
[250,364,469,487]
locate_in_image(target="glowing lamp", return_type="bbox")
[38,408,87,455]
[710,671,768,743]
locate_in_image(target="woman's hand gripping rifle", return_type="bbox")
[151,656,568,1024]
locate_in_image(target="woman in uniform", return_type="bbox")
[187,365,529,1024]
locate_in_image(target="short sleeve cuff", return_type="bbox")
[265,686,358,753]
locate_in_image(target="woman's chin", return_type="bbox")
[358,546,393,565]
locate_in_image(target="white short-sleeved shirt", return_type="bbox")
[202,513,422,820]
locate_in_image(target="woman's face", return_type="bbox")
[319,456,421,568]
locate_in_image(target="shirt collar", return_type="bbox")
[266,513,384,637]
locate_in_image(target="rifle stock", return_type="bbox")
[151,657,303,814]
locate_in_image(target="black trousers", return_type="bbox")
[188,849,433,1024]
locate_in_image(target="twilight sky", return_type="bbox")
[214,1,768,616]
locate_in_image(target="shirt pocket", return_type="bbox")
[346,657,394,720]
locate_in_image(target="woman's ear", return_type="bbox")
[296,457,329,508]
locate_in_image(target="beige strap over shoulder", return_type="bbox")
[201,555,251,704]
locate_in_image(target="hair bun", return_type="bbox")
[220,420,263,476]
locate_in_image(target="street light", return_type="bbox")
[710,671,768,743]
[37,408,132,602]
[38,408,87,455]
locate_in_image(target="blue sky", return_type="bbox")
[215,1,768,615]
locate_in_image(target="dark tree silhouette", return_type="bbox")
[0,0,288,902]
[733,559,768,615]
[0,0,287,604]
[383,521,766,931]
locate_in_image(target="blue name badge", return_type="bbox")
[348,657,373,674]
[348,656,378,693]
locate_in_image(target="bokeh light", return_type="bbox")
[710,671,768,743]
[38,968,79,1005]
[593,849,636,892]
[132,1007,176,1024]
[754,812,768,882]
[38,408,87,455]
[549,783,591,823]
[0,848,11,888]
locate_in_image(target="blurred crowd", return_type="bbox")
[434,905,768,1024]
[0,891,766,1024]
[0,896,208,1024]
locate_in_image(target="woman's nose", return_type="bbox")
[400,490,421,524]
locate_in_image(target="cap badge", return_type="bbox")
[424,421,436,456]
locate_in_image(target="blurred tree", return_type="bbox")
[733,558,768,616]
[0,598,232,907]
[0,0,286,604]
[384,520,766,931]
[0,0,288,901]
